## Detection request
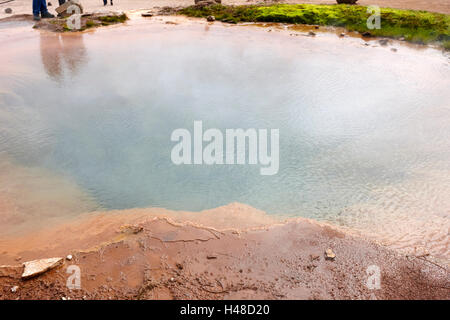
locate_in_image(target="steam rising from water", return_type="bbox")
[0,19,449,261]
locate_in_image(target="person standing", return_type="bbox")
[33,0,55,20]
[103,0,113,5]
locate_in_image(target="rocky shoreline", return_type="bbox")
[0,206,448,300]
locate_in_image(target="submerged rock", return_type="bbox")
[22,257,63,279]
[5,8,13,14]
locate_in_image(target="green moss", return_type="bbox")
[179,4,450,48]
[85,20,96,28]
[98,13,128,24]
[443,40,450,50]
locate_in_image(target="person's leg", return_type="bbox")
[40,0,55,18]
[103,0,107,5]
[39,0,48,14]
[110,0,113,5]
[32,0,41,17]
[41,0,55,18]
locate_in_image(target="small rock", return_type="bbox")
[314,25,319,29]
[11,286,19,293]
[48,2,52,6]
[361,31,372,37]
[141,12,153,17]
[194,0,221,6]
[175,263,183,270]
[379,39,389,46]
[364,42,370,46]
[399,37,405,41]
[206,255,217,259]
[170,277,175,282]
[120,225,143,234]
[339,33,345,37]
[206,15,215,22]
[66,254,72,261]
[22,257,63,279]
[391,48,397,52]
[308,31,316,36]
[309,254,320,262]
[325,249,336,261]
[4,8,12,14]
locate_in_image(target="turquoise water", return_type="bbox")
[1,20,449,250]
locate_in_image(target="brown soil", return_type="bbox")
[0,210,448,300]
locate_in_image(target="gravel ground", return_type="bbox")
[0,0,449,21]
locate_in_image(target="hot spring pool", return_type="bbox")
[0,16,449,260]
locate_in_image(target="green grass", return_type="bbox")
[179,4,450,48]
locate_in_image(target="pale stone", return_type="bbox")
[325,248,336,261]
[22,257,63,279]
[55,0,83,15]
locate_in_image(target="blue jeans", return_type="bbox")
[33,0,48,16]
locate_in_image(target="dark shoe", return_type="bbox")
[33,14,41,21]
[110,0,113,5]
[41,12,55,19]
